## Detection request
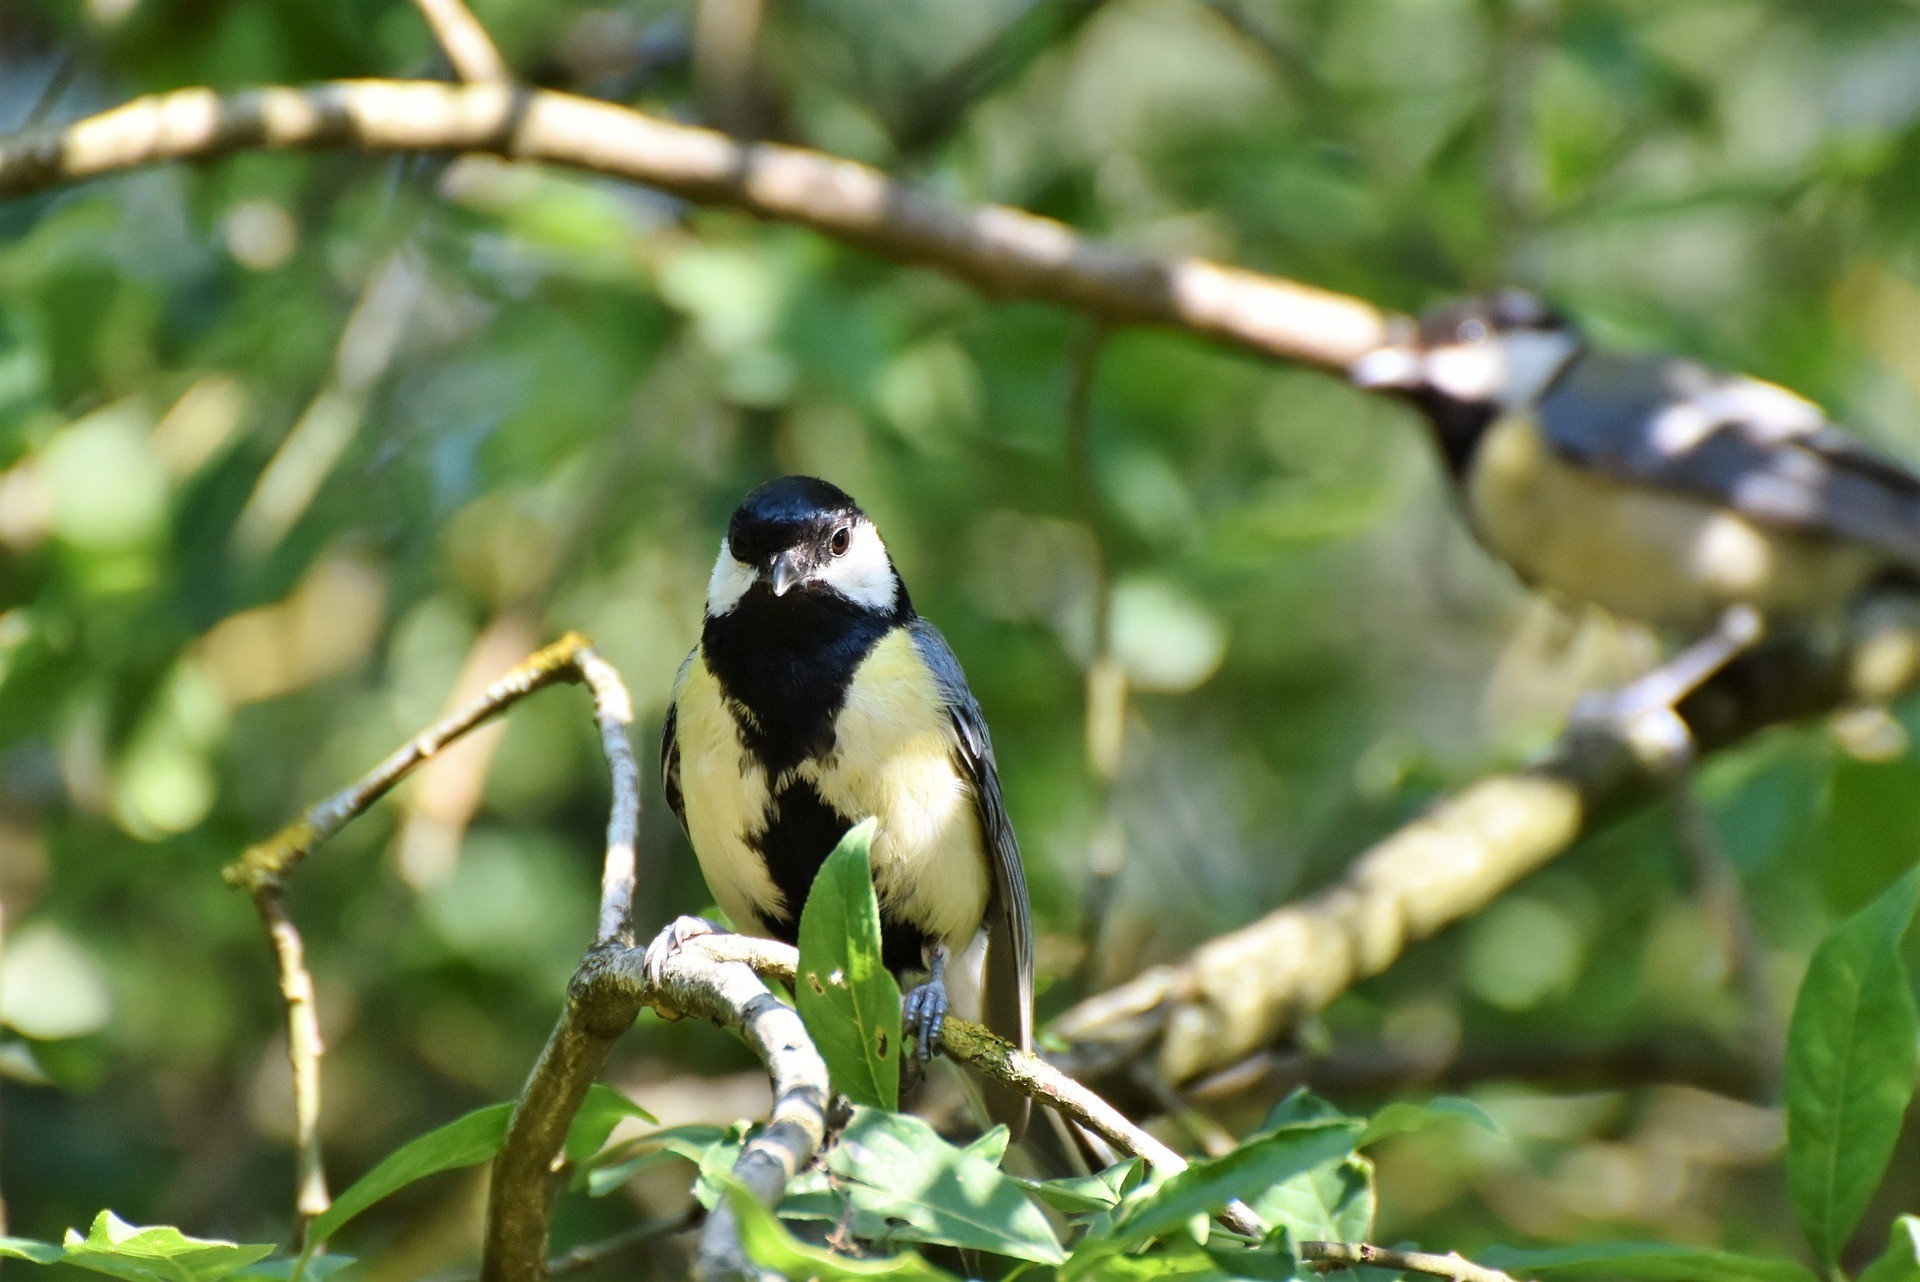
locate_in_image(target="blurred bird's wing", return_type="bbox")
[1540,350,1920,567]
[908,617,1033,1138]
[660,648,694,839]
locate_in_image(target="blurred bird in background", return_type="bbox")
[1351,290,1920,736]
[660,476,1034,1135]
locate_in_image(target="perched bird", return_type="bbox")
[661,476,1033,1134]
[1349,291,1920,706]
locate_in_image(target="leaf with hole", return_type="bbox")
[795,818,902,1111]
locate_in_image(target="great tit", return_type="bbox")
[661,476,1033,1135]
[1349,291,1920,702]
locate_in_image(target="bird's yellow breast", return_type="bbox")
[672,629,990,950]
[1467,411,1879,632]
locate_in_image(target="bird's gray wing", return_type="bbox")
[1539,350,1920,567]
[908,617,1033,1138]
[660,649,694,839]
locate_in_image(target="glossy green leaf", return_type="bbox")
[1360,1096,1506,1147]
[582,1124,728,1196]
[795,819,902,1111]
[1252,1153,1373,1243]
[0,1238,65,1265]
[1860,1214,1920,1282]
[1785,867,1920,1263]
[563,1081,657,1163]
[1018,1158,1149,1215]
[58,1213,276,1282]
[1107,1119,1363,1249]
[307,1102,514,1243]
[723,1180,962,1281]
[1478,1241,1817,1282]
[826,1106,1065,1263]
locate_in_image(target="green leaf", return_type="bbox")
[0,1237,66,1264]
[232,1256,356,1282]
[1860,1215,1920,1282]
[795,819,902,1111]
[1360,1096,1506,1147]
[563,1082,657,1164]
[1785,866,1920,1263]
[722,1179,962,1281]
[1107,1119,1364,1249]
[582,1124,728,1196]
[1478,1242,1818,1282]
[308,1102,514,1243]
[827,1107,1066,1263]
[1018,1159,1148,1215]
[59,1213,276,1282]
[1251,1153,1373,1243]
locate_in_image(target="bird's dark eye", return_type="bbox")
[829,525,852,557]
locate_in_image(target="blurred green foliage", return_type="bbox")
[7,0,1920,1274]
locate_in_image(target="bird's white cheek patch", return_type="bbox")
[813,522,898,613]
[706,542,758,616]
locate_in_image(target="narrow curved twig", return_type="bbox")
[1303,1240,1521,1282]
[412,0,510,83]
[0,81,1389,374]
[223,632,637,1247]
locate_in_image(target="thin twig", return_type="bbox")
[412,0,510,83]
[0,82,1390,373]
[1303,1240,1521,1282]
[689,933,1268,1240]
[421,1212,700,1282]
[224,631,638,1245]
[257,889,330,1243]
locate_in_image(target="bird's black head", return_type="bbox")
[707,476,908,618]
[1351,290,1583,473]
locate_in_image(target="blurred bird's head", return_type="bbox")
[705,476,908,620]
[1350,290,1583,470]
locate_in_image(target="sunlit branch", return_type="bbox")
[1051,600,1920,1088]
[0,81,1389,374]
[1303,1240,1520,1282]
[693,932,1268,1240]
[412,0,511,83]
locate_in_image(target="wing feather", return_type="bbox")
[661,649,694,839]
[1539,350,1920,567]
[908,618,1033,1138]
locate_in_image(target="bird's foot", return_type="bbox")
[1570,685,1696,772]
[901,976,949,1062]
[643,915,721,987]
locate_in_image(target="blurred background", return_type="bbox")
[4,0,1920,1274]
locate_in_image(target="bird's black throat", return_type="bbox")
[700,584,929,971]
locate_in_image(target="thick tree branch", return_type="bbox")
[690,932,1268,1240]
[1052,600,1920,1087]
[482,932,829,1282]
[0,81,1388,373]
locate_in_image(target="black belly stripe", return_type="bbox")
[750,777,933,975]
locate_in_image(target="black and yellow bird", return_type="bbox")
[660,476,1033,1134]
[1350,291,1920,705]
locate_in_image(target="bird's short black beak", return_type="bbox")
[769,549,806,596]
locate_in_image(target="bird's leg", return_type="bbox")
[1572,605,1766,767]
[900,942,951,1062]
[642,914,722,988]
